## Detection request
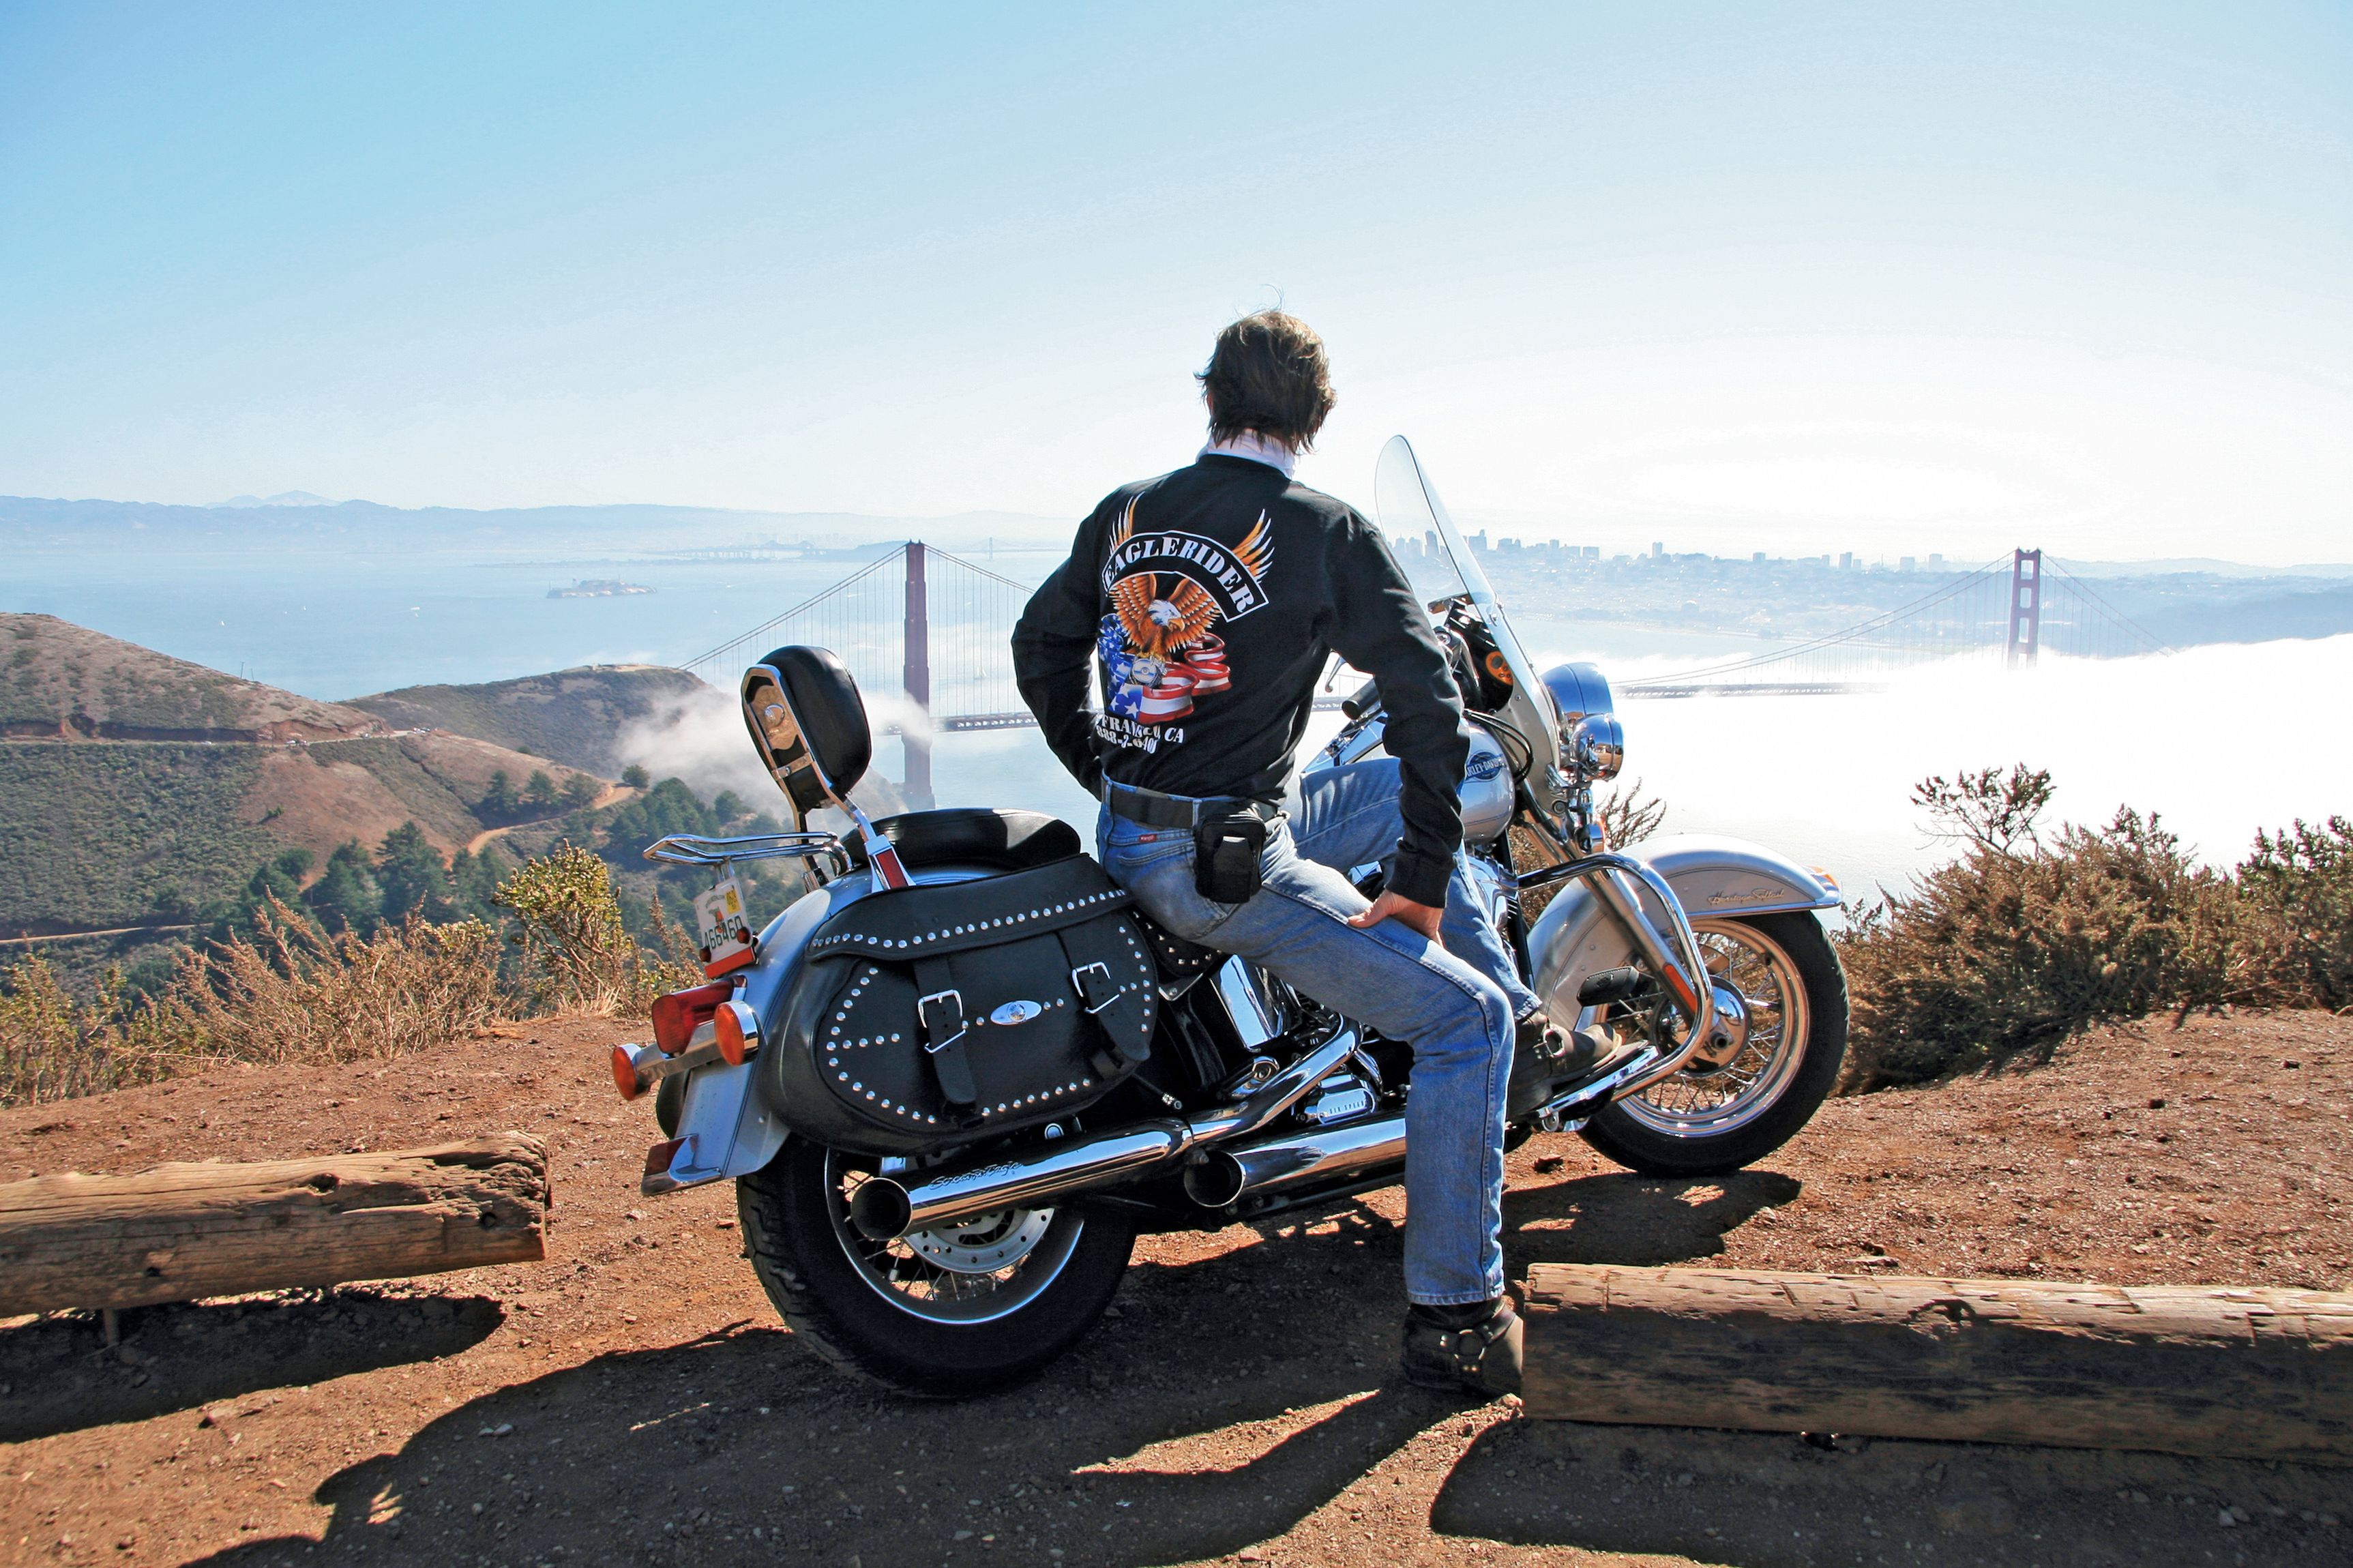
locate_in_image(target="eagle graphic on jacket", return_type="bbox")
[1095,505,1270,727]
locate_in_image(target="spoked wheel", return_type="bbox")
[737,1138,1135,1397]
[1580,912,1848,1177]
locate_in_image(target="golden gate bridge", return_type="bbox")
[682,544,2169,793]
[1618,549,2168,698]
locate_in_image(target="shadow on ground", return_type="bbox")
[0,1289,503,1443]
[1437,1413,2350,1568]
[1502,1167,1803,1268]
[181,1211,1479,1567]
[119,1170,2350,1568]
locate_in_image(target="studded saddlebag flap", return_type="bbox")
[764,855,1159,1155]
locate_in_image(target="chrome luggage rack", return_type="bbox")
[643,831,851,878]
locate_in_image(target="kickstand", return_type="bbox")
[100,1307,120,1349]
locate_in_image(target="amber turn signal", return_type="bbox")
[611,1042,664,1100]
[713,999,762,1066]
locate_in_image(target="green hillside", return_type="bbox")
[0,743,276,934]
[1,619,610,938]
[346,665,709,777]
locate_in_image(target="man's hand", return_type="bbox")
[1346,890,1444,942]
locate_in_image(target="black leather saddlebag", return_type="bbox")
[764,855,1159,1155]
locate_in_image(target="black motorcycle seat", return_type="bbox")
[842,808,1083,874]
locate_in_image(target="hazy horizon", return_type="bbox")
[8,487,2352,578]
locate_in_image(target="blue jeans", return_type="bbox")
[1095,803,1513,1306]
[1284,758,1540,1022]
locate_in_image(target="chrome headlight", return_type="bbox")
[1571,712,1625,780]
[1539,661,1614,727]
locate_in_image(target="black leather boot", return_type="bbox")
[1402,1298,1523,1396]
[1506,1014,1602,1121]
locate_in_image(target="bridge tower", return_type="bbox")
[2007,548,2043,668]
[902,540,934,808]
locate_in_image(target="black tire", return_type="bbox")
[736,1138,1136,1397]
[1579,912,1848,1177]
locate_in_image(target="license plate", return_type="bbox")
[694,873,756,977]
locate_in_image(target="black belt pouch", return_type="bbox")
[1194,806,1269,904]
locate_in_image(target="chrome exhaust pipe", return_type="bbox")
[849,1120,1191,1241]
[1181,1113,1408,1209]
[850,1028,1370,1241]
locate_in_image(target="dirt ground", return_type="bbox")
[3,1009,2348,1568]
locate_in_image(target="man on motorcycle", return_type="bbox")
[1013,310,1548,1395]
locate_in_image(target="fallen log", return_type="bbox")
[1521,1262,2353,1466]
[0,1136,548,1315]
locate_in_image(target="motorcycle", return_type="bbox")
[610,435,1848,1396]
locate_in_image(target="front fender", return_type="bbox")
[1526,833,1841,1028]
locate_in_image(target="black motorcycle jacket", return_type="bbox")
[1012,453,1470,908]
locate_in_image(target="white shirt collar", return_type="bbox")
[1200,429,1298,477]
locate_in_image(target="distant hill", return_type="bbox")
[2137,585,2353,649]
[0,616,605,936]
[3,614,386,743]
[347,666,707,779]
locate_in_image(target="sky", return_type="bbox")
[3,2,2349,563]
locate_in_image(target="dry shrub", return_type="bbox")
[5,837,717,1109]
[1597,778,1665,848]
[1,953,196,1108]
[169,905,503,1065]
[2,908,503,1108]
[496,842,698,1018]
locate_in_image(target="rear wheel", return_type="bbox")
[737,1138,1136,1397]
[1579,912,1847,1177]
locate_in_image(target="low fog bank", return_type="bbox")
[1547,633,2353,901]
[609,679,921,820]
[600,632,2349,908]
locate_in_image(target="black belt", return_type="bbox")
[1102,780,1277,830]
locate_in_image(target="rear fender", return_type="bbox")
[643,875,864,1194]
[645,863,1010,1194]
[1526,834,1841,1027]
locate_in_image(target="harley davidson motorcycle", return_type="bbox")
[610,435,1848,1396]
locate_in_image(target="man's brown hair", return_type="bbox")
[1198,310,1336,452]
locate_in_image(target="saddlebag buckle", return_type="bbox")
[1069,962,1120,1016]
[917,988,968,1054]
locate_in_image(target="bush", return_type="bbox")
[2235,816,2353,1010]
[494,842,697,1016]
[1,908,503,1108]
[164,906,504,1067]
[1,955,193,1107]
[5,833,711,1108]
[1836,765,2292,1091]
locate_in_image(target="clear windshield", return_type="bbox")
[1374,435,1558,752]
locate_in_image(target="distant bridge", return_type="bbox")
[682,544,2169,793]
[1618,550,2168,698]
[682,542,1035,804]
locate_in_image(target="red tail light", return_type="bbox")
[651,981,733,1054]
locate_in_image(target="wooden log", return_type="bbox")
[0,1136,547,1315]
[1521,1262,2353,1466]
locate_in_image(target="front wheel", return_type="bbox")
[1579,911,1848,1177]
[737,1138,1136,1397]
